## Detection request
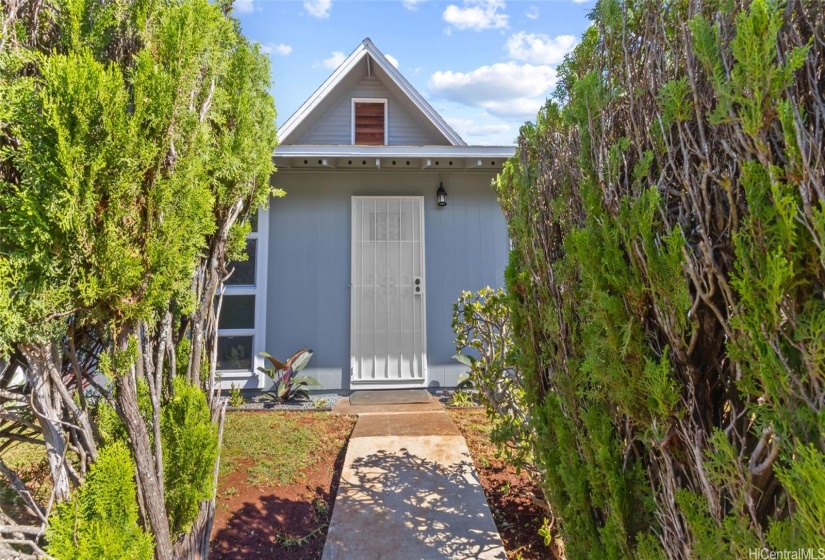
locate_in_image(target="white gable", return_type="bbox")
[278,38,465,147]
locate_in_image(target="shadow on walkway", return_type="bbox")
[324,437,505,560]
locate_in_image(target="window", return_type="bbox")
[216,209,269,382]
[218,295,255,330]
[352,99,387,145]
[217,336,253,371]
[225,239,257,286]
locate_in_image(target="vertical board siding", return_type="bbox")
[267,171,508,390]
[300,78,445,146]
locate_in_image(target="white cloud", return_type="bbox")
[303,0,331,18]
[505,32,577,65]
[443,0,508,31]
[525,5,539,19]
[234,0,254,14]
[474,98,547,118]
[402,0,425,10]
[322,51,346,70]
[385,54,400,68]
[260,42,292,56]
[573,0,589,3]
[429,61,555,119]
[446,117,511,139]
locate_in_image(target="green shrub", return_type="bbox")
[161,377,219,537]
[47,442,154,560]
[88,378,218,540]
[452,287,531,468]
[496,0,825,556]
[227,383,245,407]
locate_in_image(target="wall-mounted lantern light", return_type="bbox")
[436,182,448,207]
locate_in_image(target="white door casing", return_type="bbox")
[351,196,426,387]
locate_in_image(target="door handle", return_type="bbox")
[414,277,422,296]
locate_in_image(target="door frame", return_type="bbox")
[349,195,427,389]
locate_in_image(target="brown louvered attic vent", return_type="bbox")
[354,101,386,145]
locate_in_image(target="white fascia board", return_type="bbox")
[361,40,466,147]
[277,43,370,144]
[273,145,514,159]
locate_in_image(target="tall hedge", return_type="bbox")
[496,0,825,557]
[0,0,276,556]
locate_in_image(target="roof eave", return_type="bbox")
[273,145,514,158]
[361,40,466,147]
[272,145,514,171]
[277,43,370,143]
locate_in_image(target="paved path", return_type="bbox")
[323,401,506,560]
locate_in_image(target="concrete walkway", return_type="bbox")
[323,396,506,560]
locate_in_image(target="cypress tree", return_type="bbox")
[0,0,277,557]
[497,0,825,556]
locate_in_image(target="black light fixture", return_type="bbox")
[436,182,448,207]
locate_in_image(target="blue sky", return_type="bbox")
[234,0,594,145]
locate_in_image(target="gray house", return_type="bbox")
[216,39,513,392]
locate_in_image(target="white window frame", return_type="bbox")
[351,98,388,146]
[216,207,269,389]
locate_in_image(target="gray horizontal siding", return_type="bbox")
[300,78,442,146]
[265,170,509,391]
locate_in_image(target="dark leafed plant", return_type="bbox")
[258,349,321,402]
[496,0,825,557]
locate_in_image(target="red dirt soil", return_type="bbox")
[210,413,355,560]
[448,408,561,560]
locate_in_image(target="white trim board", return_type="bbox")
[274,145,514,158]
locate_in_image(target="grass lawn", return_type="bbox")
[0,441,51,523]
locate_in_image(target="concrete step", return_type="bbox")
[332,395,444,416]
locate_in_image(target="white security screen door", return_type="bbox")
[351,196,426,385]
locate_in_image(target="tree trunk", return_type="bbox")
[116,352,175,560]
[19,343,71,502]
[172,501,215,560]
[188,199,244,387]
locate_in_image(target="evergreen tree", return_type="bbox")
[0,0,277,557]
[497,0,825,556]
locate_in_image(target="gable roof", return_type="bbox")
[277,38,466,147]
